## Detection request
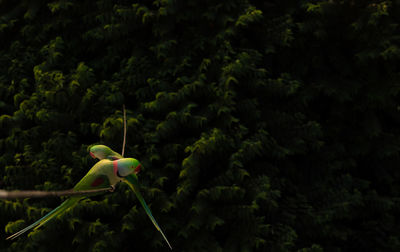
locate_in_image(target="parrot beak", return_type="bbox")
[89,152,96,159]
[134,164,142,174]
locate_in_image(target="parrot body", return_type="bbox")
[6,159,118,240]
[6,156,172,250]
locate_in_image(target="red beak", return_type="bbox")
[134,164,141,174]
[90,152,96,159]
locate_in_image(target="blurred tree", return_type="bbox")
[0,0,399,251]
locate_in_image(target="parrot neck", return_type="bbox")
[113,160,118,176]
[113,160,124,178]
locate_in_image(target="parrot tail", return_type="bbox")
[6,197,79,240]
[124,174,172,250]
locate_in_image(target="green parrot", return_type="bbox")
[89,144,123,160]
[6,158,172,250]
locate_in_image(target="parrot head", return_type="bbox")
[89,145,113,160]
[115,158,142,177]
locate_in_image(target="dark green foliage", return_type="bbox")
[1,0,400,251]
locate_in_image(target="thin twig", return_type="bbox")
[0,186,114,199]
[122,104,127,157]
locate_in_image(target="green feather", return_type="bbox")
[6,197,80,240]
[123,174,172,250]
[6,160,116,240]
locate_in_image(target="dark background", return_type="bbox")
[1,0,400,251]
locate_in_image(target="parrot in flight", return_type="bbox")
[6,153,172,249]
[89,145,141,174]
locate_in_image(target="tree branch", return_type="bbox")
[0,186,115,199]
[122,104,127,157]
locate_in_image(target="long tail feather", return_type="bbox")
[6,198,79,240]
[124,175,172,250]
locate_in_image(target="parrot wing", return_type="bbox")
[74,174,111,191]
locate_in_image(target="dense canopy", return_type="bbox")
[1,0,400,251]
